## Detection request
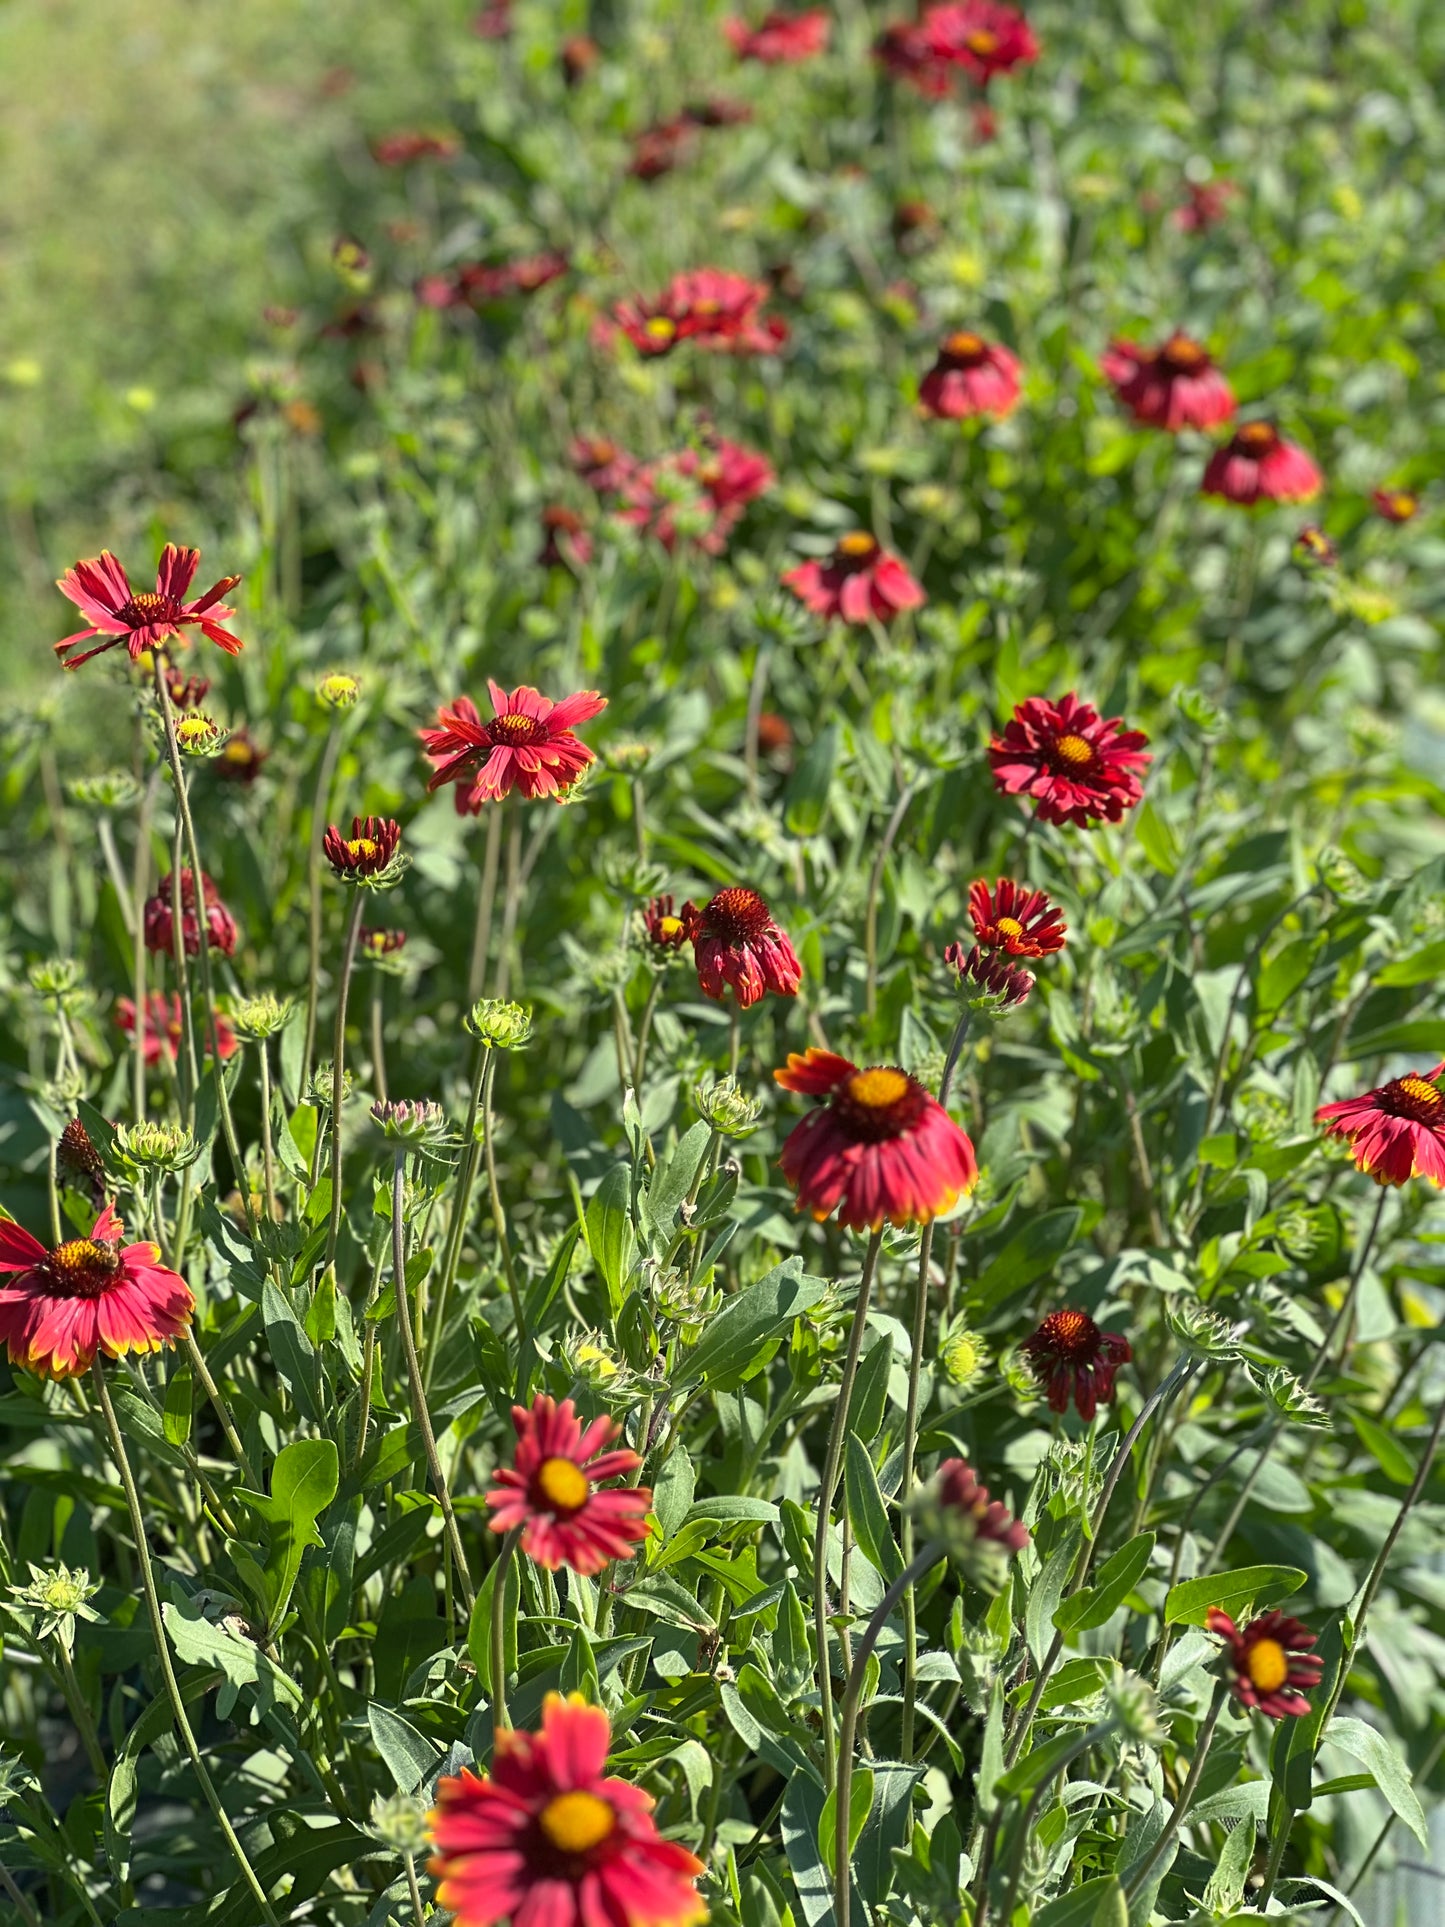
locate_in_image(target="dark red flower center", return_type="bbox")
[704,887,773,942]
[538,1789,616,1853]
[1159,332,1209,373]
[39,1238,121,1300]
[1236,421,1278,455]
[831,1066,929,1142]
[1383,1073,1445,1122]
[534,1455,592,1516]
[1034,1308,1100,1359]
[942,329,986,364]
[834,531,880,569]
[1050,731,1097,775]
[1244,1638,1289,1692]
[489,712,548,747]
[122,591,181,628]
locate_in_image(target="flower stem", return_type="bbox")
[428,1041,490,1391]
[325,891,367,1269]
[257,1040,279,1223]
[467,806,504,1002]
[863,781,919,1022]
[370,980,388,1105]
[130,771,161,1126]
[481,1052,525,1336]
[91,1361,281,1927]
[1123,1682,1227,1901]
[302,718,343,1090]
[490,1526,521,1736]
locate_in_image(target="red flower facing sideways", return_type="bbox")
[775,1050,978,1231]
[1202,421,1322,507]
[117,993,237,1065]
[874,22,954,96]
[537,506,594,571]
[1021,1309,1131,1420]
[1316,1063,1445,1186]
[571,436,636,494]
[920,330,1022,421]
[989,692,1151,828]
[54,545,243,671]
[936,1458,1030,1552]
[724,8,830,62]
[322,816,402,882]
[1207,1609,1323,1719]
[486,1395,651,1575]
[372,131,460,166]
[428,1695,706,1927]
[0,1202,194,1381]
[1373,487,1420,523]
[923,0,1040,83]
[782,532,926,624]
[968,878,1066,957]
[1100,332,1235,433]
[681,888,802,1008]
[422,683,607,811]
[612,270,787,358]
[1171,179,1236,232]
[642,895,688,953]
[143,871,238,959]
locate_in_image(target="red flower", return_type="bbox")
[989,692,1150,829]
[422,683,607,811]
[117,993,237,1065]
[936,1459,1030,1552]
[629,119,697,182]
[620,439,773,554]
[1207,1609,1323,1720]
[1021,1309,1131,1420]
[892,199,941,250]
[1201,421,1322,507]
[1293,525,1338,569]
[1315,1064,1445,1187]
[1373,487,1420,524]
[486,1395,651,1575]
[684,96,754,128]
[967,878,1066,957]
[561,35,601,86]
[681,888,802,1008]
[214,727,268,784]
[920,330,1022,421]
[1099,332,1235,433]
[944,943,1035,1010]
[1171,179,1236,233]
[323,816,402,882]
[642,895,689,953]
[143,871,238,959]
[166,671,211,710]
[472,0,513,38]
[537,506,594,571]
[0,1202,194,1380]
[782,532,925,624]
[723,8,830,62]
[428,1695,706,1927]
[371,131,460,166]
[612,270,787,358]
[756,711,793,757]
[874,22,954,96]
[775,1051,978,1230]
[360,927,407,961]
[57,1119,106,1208]
[571,436,636,494]
[423,253,570,310]
[923,1,1040,83]
[54,544,243,671]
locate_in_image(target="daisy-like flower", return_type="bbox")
[1293,525,1338,569]
[920,330,1022,421]
[874,22,954,96]
[117,993,237,1065]
[1099,332,1235,433]
[165,671,211,710]
[142,870,238,959]
[680,888,802,1008]
[428,1694,706,1927]
[422,684,607,812]
[1373,487,1420,524]
[360,927,407,962]
[54,544,243,671]
[485,1395,651,1575]
[57,1119,106,1209]
[944,942,1035,1010]
[967,878,1066,957]
[612,270,787,359]
[0,1202,193,1380]
[989,692,1151,829]
[782,532,926,624]
[935,1458,1030,1552]
[628,118,696,182]
[1021,1308,1132,1420]
[1201,421,1322,507]
[1315,1063,1445,1186]
[323,816,403,883]
[619,439,773,555]
[1206,1609,1323,1720]
[923,0,1040,83]
[642,895,689,954]
[723,8,830,62]
[775,1050,978,1231]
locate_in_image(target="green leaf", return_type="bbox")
[235,1438,339,1633]
[1325,1716,1429,1849]
[262,1277,320,1422]
[1026,1531,1080,1663]
[676,1258,827,1389]
[784,721,841,837]
[845,1433,904,1583]
[162,1594,303,1717]
[644,1122,712,1235]
[467,1549,520,1698]
[162,1364,193,1448]
[585,1165,636,1319]
[970,1208,1083,1314]
[818,1766,873,1878]
[561,1624,601,1703]
[1164,1563,1307,1626]
[1033,1877,1126,1927]
[849,1331,893,1444]
[1376,939,1445,986]
[1055,1532,1154,1635]
[1347,1409,1415,1484]
[367,1702,441,1791]
[653,1446,696,1540]
[304,1264,338,1344]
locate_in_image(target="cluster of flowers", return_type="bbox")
[553,431,775,563]
[627,96,753,183]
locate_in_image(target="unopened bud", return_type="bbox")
[465,999,533,1049]
[693,1076,762,1139]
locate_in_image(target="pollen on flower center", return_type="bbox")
[1237,422,1277,452]
[538,1789,616,1854]
[536,1456,591,1513]
[1245,1638,1289,1693]
[41,1239,120,1299]
[347,838,379,860]
[847,1068,911,1109]
[1389,1073,1443,1120]
[644,316,677,339]
[659,916,683,941]
[836,531,879,560]
[944,330,984,360]
[1161,333,1207,371]
[1052,733,1095,770]
[994,916,1024,939]
[1039,1308,1094,1353]
[831,1065,927,1141]
[966,28,1000,53]
[704,887,772,941]
[490,712,546,747]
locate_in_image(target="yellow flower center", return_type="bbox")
[847,1068,911,1109]
[177,718,213,743]
[536,1456,591,1512]
[644,316,677,340]
[1245,1638,1289,1693]
[994,916,1024,939]
[347,838,378,860]
[658,916,683,941]
[538,1789,615,1854]
[1053,733,1094,769]
[967,28,1000,53]
[1237,421,1277,452]
[837,531,877,558]
[127,592,169,620]
[945,329,984,358]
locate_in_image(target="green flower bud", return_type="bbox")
[693,1076,763,1140]
[466,1000,533,1049]
[69,771,143,810]
[317,671,362,711]
[115,1120,201,1173]
[173,713,228,758]
[228,993,295,1041]
[371,1098,451,1147]
[9,1561,102,1650]
[368,1789,430,1855]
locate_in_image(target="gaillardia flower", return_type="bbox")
[1171,178,1236,232]
[371,130,460,166]
[612,270,787,358]
[642,895,689,954]
[1207,1609,1323,1720]
[681,888,802,1008]
[537,506,594,571]
[923,0,1040,83]
[723,8,830,62]
[1021,1309,1131,1420]
[990,693,1151,828]
[1373,487,1420,524]
[944,943,1035,1011]
[0,1203,193,1380]
[143,871,238,959]
[422,684,607,810]
[1201,421,1322,507]
[214,728,268,784]
[428,1695,706,1927]
[967,878,1066,957]
[486,1395,651,1575]
[54,544,243,671]
[782,533,926,624]
[775,1050,978,1230]
[874,22,953,95]
[920,330,1022,421]
[1099,333,1235,433]
[323,816,403,884]
[1293,525,1338,569]
[117,993,237,1065]
[571,436,636,494]
[1316,1064,1445,1186]
[935,1458,1030,1553]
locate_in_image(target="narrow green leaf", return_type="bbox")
[1055,1532,1154,1635]
[844,1433,904,1582]
[1164,1563,1306,1627]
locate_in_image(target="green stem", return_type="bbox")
[325,891,367,1268]
[863,782,918,1022]
[491,1526,521,1736]
[467,805,504,1003]
[1123,1682,1227,1901]
[428,1041,490,1391]
[481,1052,525,1335]
[302,719,343,1090]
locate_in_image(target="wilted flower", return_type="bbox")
[323,816,405,886]
[694,1076,764,1139]
[989,692,1151,828]
[1021,1309,1132,1420]
[143,871,238,959]
[1207,1609,1323,1720]
[1201,422,1322,506]
[8,1562,102,1649]
[782,533,926,624]
[165,671,211,710]
[486,1395,651,1575]
[681,887,802,1008]
[1316,1063,1445,1186]
[56,1119,105,1205]
[1100,332,1235,433]
[920,330,1022,421]
[466,999,534,1049]
[54,544,243,671]
[115,1121,201,1173]
[422,684,607,811]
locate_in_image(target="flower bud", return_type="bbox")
[939,1317,987,1390]
[693,1075,763,1139]
[323,816,406,889]
[310,1066,354,1110]
[115,1120,202,1172]
[228,993,295,1041]
[28,959,88,1008]
[911,1458,1028,1592]
[943,942,1035,1012]
[69,771,143,810]
[369,1789,431,1855]
[371,1098,450,1146]
[1316,846,1372,904]
[173,713,228,757]
[465,999,533,1049]
[602,739,655,774]
[9,1561,102,1648]
[317,671,362,711]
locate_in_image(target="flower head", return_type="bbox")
[465,1000,534,1050]
[571,437,636,494]
[1099,332,1235,433]
[428,1694,705,1927]
[1201,421,1322,507]
[922,1,1040,83]
[359,927,408,966]
[172,713,226,757]
[934,1458,1030,1551]
[874,22,954,96]
[57,1119,106,1206]
[486,1395,651,1575]
[214,727,268,784]
[681,887,802,1008]
[537,505,595,571]
[371,1099,450,1147]
[1171,179,1236,232]
[143,870,238,959]
[317,670,362,710]
[723,8,830,62]
[619,439,773,555]
[1293,525,1338,569]
[117,993,237,1065]
[1207,1609,1323,1719]
[54,544,244,672]
[642,894,689,954]
[1373,487,1420,524]
[0,1202,194,1380]
[166,671,211,710]
[421,684,606,811]
[1021,1309,1131,1420]
[228,992,294,1039]
[371,130,460,166]
[323,816,404,886]
[988,692,1151,828]
[782,532,926,625]
[9,1561,102,1648]
[967,878,1066,957]
[944,943,1036,1011]
[1316,1064,1445,1186]
[775,1050,978,1230]
[612,270,787,359]
[920,330,1022,421]
[912,1456,1029,1589]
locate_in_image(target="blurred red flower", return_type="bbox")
[1293,525,1338,569]
[472,0,513,38]
[923,0,1040,82]
[55,545,243,672]
[874,22,954,95]
[1373,487,1420,523]
[936,1459,1030,1551]
[782,532,925,624]
[485,1395,651,1575]
[920,329,1022,420]
[967,878,1066,957]
[1201,421,1322,506]
[619,438,773,553]
[1100,332,1235,432]
[561,35,600,86]
[1171,179,1237,232]
[681,887,802,1008]
[571,436,637,493]
[214,727,268,784]
[117,993,237,1065]
[1207,1609,1323,1720]
[1316,1063,1445,1186]
[612,270,787,357]
[537,506,594,571]
[628,118,697,181]
[143,871,238,959]
[422,683,607,810]
[724,8,830,62]
[1022,1309,1131,1420]
[989,692,1151,828]
[371,131,460,166]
